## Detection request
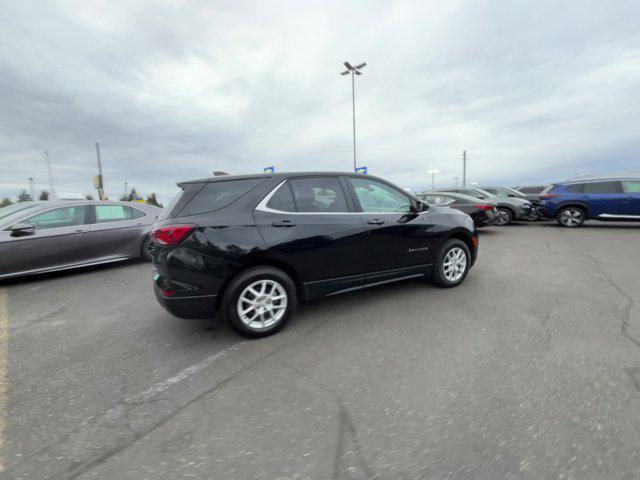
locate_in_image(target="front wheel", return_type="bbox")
[224,266,297,338]
[140,236,156,261]
[557,207,585,227]
[432,239,471,288]
[496,208,513,226]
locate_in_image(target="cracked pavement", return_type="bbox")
[3,221,640,479]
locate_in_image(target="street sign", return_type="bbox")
[355,166,367,175]
[263,166,275,174]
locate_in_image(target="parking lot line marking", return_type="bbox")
[130,342,245,402]
[0,288,7,473]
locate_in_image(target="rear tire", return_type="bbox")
[557,207,585,227]
[224,266,297,338]
[432,239,471,288]
[140,236,155,261]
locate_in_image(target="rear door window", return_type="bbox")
[95,205,134,222]
[266,182,296,212]
[622,181,640,193]
[289,177,349,213]
[582,181,620,194]
[180,178,266,216]
[566,184,583,193]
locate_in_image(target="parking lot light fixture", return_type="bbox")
[340,61,366,172]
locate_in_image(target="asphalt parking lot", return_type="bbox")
[2,221,640,479]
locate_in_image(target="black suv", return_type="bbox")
[151,172,478,337]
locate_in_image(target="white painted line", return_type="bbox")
[0,288,7,473]
[130,342,245,403]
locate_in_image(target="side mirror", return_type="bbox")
[413,199,429,212]
[508,194,517,198]
[9,223,35,237]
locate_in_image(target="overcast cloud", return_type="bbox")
[1,0,639,203]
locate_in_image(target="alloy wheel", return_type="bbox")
[237,279,288,330]
[443,247,467,283]
[559,208,584,227]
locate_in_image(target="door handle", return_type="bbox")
[271,220,297,227]
[367,219,385,225]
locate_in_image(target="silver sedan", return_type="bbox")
[0,200,162,280]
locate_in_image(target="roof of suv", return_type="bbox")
[562,173,640,184]
[178,171,379,185]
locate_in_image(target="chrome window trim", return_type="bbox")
[255,180,418,215]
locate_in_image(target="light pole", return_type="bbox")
[44,151,55,195]
[28,177,34,200]
[454,176,459,188]
[124,182,128,199]
[340,61,366,172]
[427,169,439,190]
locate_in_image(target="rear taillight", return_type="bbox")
[474,205,493,211]
[149,224,196,247]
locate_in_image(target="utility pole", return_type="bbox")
[462,150,467,187]
[44,151,55,195]
[427,169,439,190]
[124,182,128,199]
[340,61,367,172]
[28,177,34,200]
[95,142,104,200]
[454,176,459,188]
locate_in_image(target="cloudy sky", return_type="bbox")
[1,0,639,203]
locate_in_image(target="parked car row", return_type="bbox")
[418,174,640,228]
[0,200,161,280]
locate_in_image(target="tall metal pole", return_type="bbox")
[351,70,357,172]
[431,171,435,190]
[45,151,55,195]
[28,177,34,200]
[95,142,104,200]
[454,176,459,188]
[124,182,128,199]
[462,150,467,187]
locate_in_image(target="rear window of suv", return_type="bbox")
[162,178,266,218]
[581,181,620,194]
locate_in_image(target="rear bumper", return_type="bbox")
[154,287,217,319]
[153,270,217,319]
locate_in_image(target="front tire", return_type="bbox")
[432,239,471,288]
[496,207,514,225]
[224,266,297,338]
[557,207,585,227]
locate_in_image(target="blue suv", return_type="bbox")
[539,176,640,227]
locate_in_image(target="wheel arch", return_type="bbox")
[447,231,476,263]
[214,256,305,311]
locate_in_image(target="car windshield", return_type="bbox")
[472,188,497,198]
[0,202,38,221]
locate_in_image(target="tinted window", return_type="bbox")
[622,181,640,193]
[289,177,348,213]
[567,184,582,193]
[423,194,454,205]
[0,202,38,221]
[267,182,296,212]
[95,205,134,222]
[350,178,412,213]
[520,186,545,194]
[582,181,619,194]
[25,206,86,230]
[131,208,146,219]
[180,178,266,216]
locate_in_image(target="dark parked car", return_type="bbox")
[417,191,499,227]
[0,201,161,280]
[539,176,640,227]
[480,186,544,220]
[436,187,532,225]
[151,172,478,338]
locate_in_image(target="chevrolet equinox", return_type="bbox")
[151,172,478,337]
